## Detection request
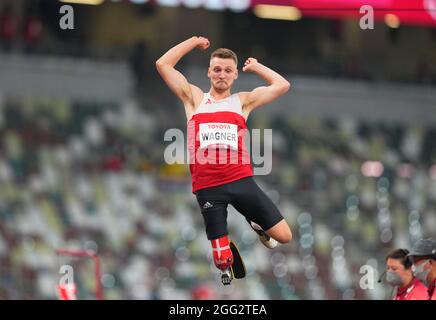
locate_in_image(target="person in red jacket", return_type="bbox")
[156,36,292,281]
[385,248,428,300]
[0,6,17,51]
[408,238,436,300]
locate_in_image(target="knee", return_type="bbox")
[276,229,292,244]
[267,221,293,244]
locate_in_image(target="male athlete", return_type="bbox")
[156,36,292,279]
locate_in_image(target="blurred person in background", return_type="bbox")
[156,36,292,279]
[0,5,17,52]
[22,11,42,54]
[130,40,149,95]
[408,238,436,300]
[385,248,428,300]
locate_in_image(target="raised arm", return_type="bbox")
[239,58,291,114]
[156,36,209,109]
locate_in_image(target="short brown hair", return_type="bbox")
[210,48,238,66]
[386,249,413,269]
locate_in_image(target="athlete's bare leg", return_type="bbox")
[248,219,292,248]
[265,219,292,244]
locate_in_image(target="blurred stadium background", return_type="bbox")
[0,0,436,300]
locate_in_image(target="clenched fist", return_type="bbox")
[242,57,259,72]
[195,36,210,50]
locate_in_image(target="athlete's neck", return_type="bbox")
[208,88,231,101]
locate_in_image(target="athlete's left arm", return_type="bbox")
[240,58,291,113]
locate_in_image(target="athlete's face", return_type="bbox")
[208,57,238,92]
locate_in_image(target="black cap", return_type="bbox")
[407,238,436,257]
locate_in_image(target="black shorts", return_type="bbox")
[195,177,284,240]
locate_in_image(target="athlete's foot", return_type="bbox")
[250,222,278,249]
[220,268,233,285]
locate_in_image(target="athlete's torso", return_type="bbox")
[187,92,253,192]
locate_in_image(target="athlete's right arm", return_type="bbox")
[156,36,209,108]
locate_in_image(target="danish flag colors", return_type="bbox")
[187,93,253,192]
[211,235,233,270]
